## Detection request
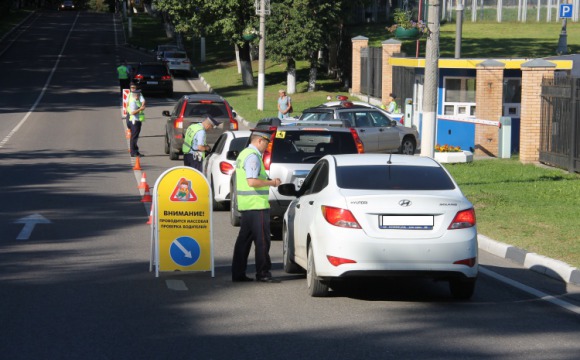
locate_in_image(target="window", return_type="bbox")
[443,77,476,117]
[336,165,456,190]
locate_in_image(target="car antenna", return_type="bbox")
[387,152,393,164]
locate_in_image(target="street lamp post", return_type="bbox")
[255,0,271,111]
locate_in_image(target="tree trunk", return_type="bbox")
[239,42,254,87]
[308,52,317,92]
[286,58,296,95]
[235,44,241,74]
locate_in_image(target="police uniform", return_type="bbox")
[182,117,220,171]
[117,62,130,93]
[231,132,279,283]
[128,90,145,157]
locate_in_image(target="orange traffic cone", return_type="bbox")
[138,172,148,189]
[133,156,142,170]
[141,183,152,203]
[125,128,131,139]
[146,204,154,224]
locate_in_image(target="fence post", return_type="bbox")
[569,78,577,172]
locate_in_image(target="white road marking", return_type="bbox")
[480,267,580,315]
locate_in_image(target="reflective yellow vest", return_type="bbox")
[117,65,129,79]
[235,147,270,211]
[128,97,145,122]
[182,123,204,156]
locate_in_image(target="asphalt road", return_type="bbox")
[0,10,579,360]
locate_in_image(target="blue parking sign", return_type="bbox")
[560,4,573,19]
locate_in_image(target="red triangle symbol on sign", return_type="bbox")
[169,178,198,202]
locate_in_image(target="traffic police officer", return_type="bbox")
[182,116,220,171]
[117,60,130,94]
[231,132,281,283]
[128,89,146,157]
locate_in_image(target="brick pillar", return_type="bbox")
[351,36,368,94]
[520,59,556,163]
[475,60,505,157]
[381,39,402,105]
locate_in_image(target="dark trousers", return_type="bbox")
[128,120,142,156]
[119,79,130,93]
[184,153,203,172]
[232,209,272,280]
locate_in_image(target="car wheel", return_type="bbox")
[449,278,476,300]
[164,133,170,154]
[307,243,329,297]
[399,136,416,155]
[283,225,302,274]
[169,137,179,160]
[230,190,241,227]
[211,179,226,211]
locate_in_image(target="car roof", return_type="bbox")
[328,154,440,167]
[302,104,380,112]
[182,93,225,102]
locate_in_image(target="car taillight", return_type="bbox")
[327,255,356,266]
[219,161,235,175]
[161,75,172,80]
[448,208,476,229]
[174,118,183,129]
[349,128,365,153]
[134,74,144,80]
[230,119,239,131]
[200,100,213,104]
[322,206,361,229]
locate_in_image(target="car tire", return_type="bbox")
[283,225,303,274]
[399,136,416,155]
[307,243,329,297]
[230,189,241,227]
[169,137,179,160]
[164,133,170,154]
[449,278,476,300]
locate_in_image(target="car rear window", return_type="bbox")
[270,131,357,164]
[165,52,187,59]
[185,102,229,118]
[230,137,249,151]
[137,65,169,76]
[336,165,456,190]
[300,111,335,121]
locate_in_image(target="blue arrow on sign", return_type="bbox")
[169,236,201,267]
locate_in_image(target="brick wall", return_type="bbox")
[381,40,402,106]
[520,61,556,163]
[475,61,504,156]
[351,36,368,94]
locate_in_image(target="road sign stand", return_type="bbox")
[150,166,214,278]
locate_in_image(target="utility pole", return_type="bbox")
[556,2,569,55]
[420,0,441,158]
[455,0,463,58]
[256,0,270,111]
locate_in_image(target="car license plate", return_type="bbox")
[171,61,180,65]
[295,177,305,189]
[147,81,158,85]
[379,215,434,230]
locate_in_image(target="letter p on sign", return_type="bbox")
[560,4,573,18]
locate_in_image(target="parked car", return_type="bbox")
[161,50,193,76]
[298,98,419,155]
[58,1,75,10]
[203,131,252,211]
[132,62,173,97]
[278,153,478,298]
[155,44,181,61]
[163,94,239,160]
[229,118,365,234]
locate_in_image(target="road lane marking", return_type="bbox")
[14,214,51,240]
[0,13,80,150]
[480,267,580,315]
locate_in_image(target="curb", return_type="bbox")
[478,234,579,286]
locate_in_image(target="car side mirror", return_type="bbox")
[278,183,298,197]
[390,120,398,127]
[232,111,237,118]
[226,150,239,161]
[162,110,171,117]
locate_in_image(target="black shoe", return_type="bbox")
[256,276,281,283]
[136,152,144,157]
[232,276,254,283]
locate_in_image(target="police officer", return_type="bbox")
[128,89,146,157]
[231,132,281,283]
[182,116,220,171]
[117,60,130,94]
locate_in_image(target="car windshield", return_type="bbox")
[185,102,228,118]
[336,165,456,190]
[165,52,187,59]
[270,131,357,164]
[300,112,335,121]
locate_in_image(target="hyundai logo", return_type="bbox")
[399,199,412,207]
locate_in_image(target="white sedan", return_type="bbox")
[161,50,193,76]
[203,130,251,211]
[279,154,478,298]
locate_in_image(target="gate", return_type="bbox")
[360,47,382,98]
[539,76,580,173]
[392,65,417,105]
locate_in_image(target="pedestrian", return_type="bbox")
[127,89,146,157]
[231,132,281,283]
[182,116,221,172]
[117,60,131,94]
[277,89,292,119]
[385,93,399,113]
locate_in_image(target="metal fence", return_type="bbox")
[540,76,579,173]
[360,47,382,98]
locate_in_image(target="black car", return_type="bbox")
[58,1,75,10]
[132,62,173,97]
[162,94,239,160]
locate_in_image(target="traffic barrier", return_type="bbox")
[147,204,154,224]
[141,183,152,203]
[133,156,142,170]
[138,172,148,189]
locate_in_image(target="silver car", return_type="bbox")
[298,101,420,155]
